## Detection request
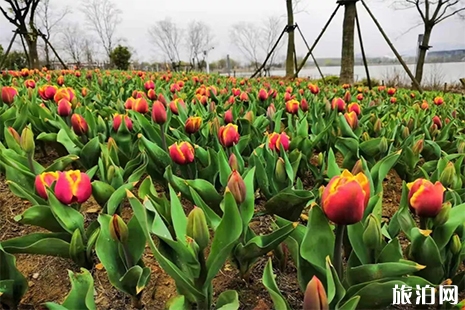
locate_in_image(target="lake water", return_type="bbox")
[231,62,465,85]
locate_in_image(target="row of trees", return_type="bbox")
[1,0,464,84]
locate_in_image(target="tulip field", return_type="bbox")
[1,69,465,310]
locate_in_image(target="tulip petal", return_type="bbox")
[75,172,92,203]
[55,172,74,204]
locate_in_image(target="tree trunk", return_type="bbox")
[45,43,51,68]
[340,2,357,85]
[414,25,433,85]
[285,0,295,77]
[25,36,40,69]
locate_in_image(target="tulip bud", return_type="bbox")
[185,116,202,134]
[378,137,388,154]
[97,115,107,134]
[363,214,382,249]
[109,214,129,244]
[266,104,276,119]
[433,202,451,227]
[244,110,254,123]
[275,158,287,183]
[451,234,461,255]
[407,179,445,218]
[227,170,246,204]
[152,100,167,125]
[8,127,21,144]
[361,132,370,142]
[303,276,329,310]
[228,153,239,171]
[186,207,210,251]
[412,139,424,157]
[458,141,465,153]
[20,126,35,154]
[402,127,410,140]
[439,162,456,188]
[107,165,115,181]
[374,118,382,134]
[351,159,363,175]
[317,153,324,167]
[224,109,233,124]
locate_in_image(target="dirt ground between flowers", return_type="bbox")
[0,149,449,310]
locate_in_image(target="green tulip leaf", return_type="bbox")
[216,290,240,310]
[262,258,291,310]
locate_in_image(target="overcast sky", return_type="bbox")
[0,0,464,64]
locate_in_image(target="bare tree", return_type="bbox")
[60,23,85,64]
[0,0,41,68]
[186,20,213,70]
[82,38,95,65]
[148,18,183,69]
[262,15,285,75]
[36,0,70,67]
[81,0,121,60]
[230,23,262,70]
[393,0,465,84]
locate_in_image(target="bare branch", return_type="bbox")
[148,18,183,64]
[260,15,285,69]
[435,5,465,22]
[185,20,213,68]
[81,0,122,59]
[229,22,262,68]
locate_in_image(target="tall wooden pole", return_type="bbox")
[360,0,423,92]
[354,5,371,89]
[294,4,341,77]
[296,23,326,82]
[0,31,18,69]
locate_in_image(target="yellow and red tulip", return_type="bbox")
[344,111,358,130]
[124,97,136,109]
[433,96,444,106]
[390,97,397,104]
[219,123,240,147]
[387,87,396,96]
[343,90,351,103]
[38,85,57,100]
[285,99,299,114]
[356,93,363,101]
[169,141,195,165]
[239,92,249,102]
[1,86,18,104]
[308,83,319,95]
[407,179,445,218]
[267,104,276,119]
[57,98,72,117]
[54,87,75,103]
[113,114,133,131]
[169,98,186,115]
[57,75,65,86]
[144,80,155,90]
[331,97,345,112]
[24,79,36,89]
[321,170,370,225]
[71,114,89,136]
[147,89,157,100]
[55,170,92,204]
[34,171,60,199]
[185,116,202,134]
[268,132,290,152]
[347,102,361,116]
[301,98,309,112]
[133,97,149,113]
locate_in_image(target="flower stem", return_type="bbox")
[160,123,167,151]
[333,224,345,279]
[122,242,133,269]
[27,153,36,175]
[419,217,428,230]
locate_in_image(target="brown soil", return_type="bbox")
[1,148,454,310]
[0,149,301,310]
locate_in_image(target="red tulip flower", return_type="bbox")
[71,114,89,136]
[38,85,57,100]
[1,86,18,104]
[169,141,195,165]
[347,102,361,116]
[55,170,92,204]
[34,171,60,199]
[24,79,36,89]
[331,97,346,112]
[57,98,72,117]
[407,179,445,218]
[152,100,167,124]
[258,88,268,101]
[185,116,202,134]
[268,132,290,152]
[113,114,133,131]
[144,80,155,90]
[321,170,370,225]
[285,99,299,114]
[133,97,149,113]
[219,123,240,147]
[433,96,444,106]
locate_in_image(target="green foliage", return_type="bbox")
[110,45,132,70]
